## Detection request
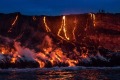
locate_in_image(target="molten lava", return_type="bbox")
[57,16,70,40]
[43,16,51,32]
[93,14,96,27]
[72,18,77,41]
[0,47,9,55]
[11,57,17,63]
[89,13,96,27]
[8,15,19,32]
[12,15,18,26]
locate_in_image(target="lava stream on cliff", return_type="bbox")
[43,16,51,32]
[8,15,19,33]
[57,16,70,41]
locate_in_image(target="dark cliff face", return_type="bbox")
[0,12,120,50]
[0,13,120,68]
[0,13,93,40]
[91,13,120,50]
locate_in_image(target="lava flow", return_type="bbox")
[72,18,77,41]
[89,13,96,27]
[8,15,19,33]
[57,16,70,40]
[43,16,51,32]
[0,13,120,68]
[34,35,77,68]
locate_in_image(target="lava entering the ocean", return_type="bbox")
[0,13,120,68]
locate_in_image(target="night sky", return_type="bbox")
[0,0,120,15]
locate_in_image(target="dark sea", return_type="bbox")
[0,66,120,80]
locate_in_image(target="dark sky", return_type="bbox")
[0,0,120,15]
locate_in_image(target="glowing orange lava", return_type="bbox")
[93,14,96,27]
[81,54,88,58]
[35,59,45,68]
[8,15,19,32]
[73,18,77,41]
[43,16,51,32]
[12,15,18,26]
[89,13,96,27]
[11,58,17,63]
[57,16,70,40]
[0,47,7,54]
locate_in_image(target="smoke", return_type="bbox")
[96,52,108,61]
[40,35,53,53]
[14,42,35,61]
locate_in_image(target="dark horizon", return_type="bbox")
[0,0,120,15]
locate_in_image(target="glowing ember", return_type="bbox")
[43,16,51,32]
[0,47,9,54]
[1,51,4,54]
[11,58,17,63]
[81,54,88,58]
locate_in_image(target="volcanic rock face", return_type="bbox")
[0,12,120,68]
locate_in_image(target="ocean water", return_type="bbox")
[0,66,120,80]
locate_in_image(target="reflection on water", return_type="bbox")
[0,67,120,80]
